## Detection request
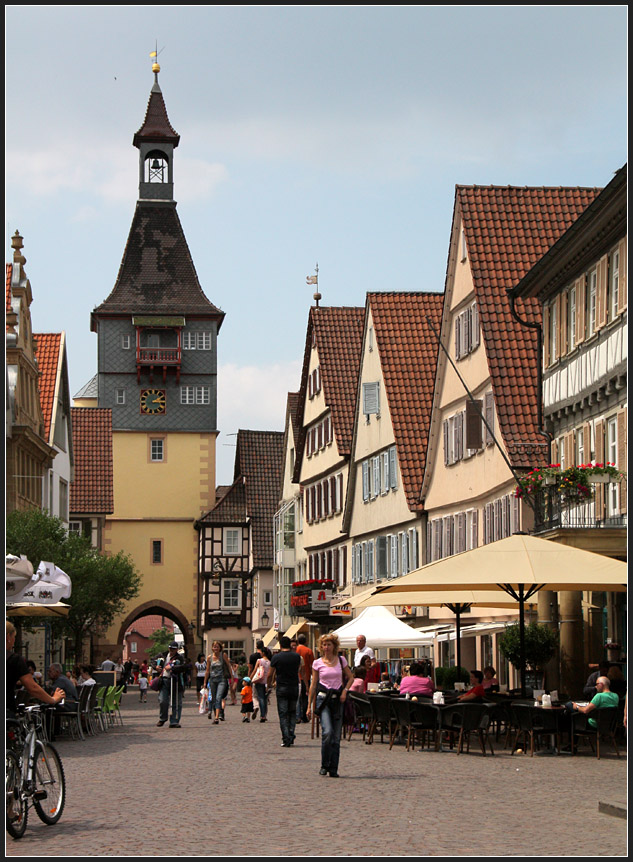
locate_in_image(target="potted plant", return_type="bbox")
[498,622,559,690]
[434,665,470,690]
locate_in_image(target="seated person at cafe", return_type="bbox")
[47,662,79,707]
[582,661,610,700]
[458,670,486,701]
[77,666,97,687]
[568,676,619,728]
[398,661,435,697]
[349,666,367,693]
[360,654,382,686]
[378,672,393,691]
[6,621,66,715]
[482,665,499,693]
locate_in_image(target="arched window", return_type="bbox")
[145,150,169,183]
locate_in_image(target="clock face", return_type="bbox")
[140,389,166,414]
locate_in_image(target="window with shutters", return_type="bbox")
[607,416,619,515]
[609,247,620,322]
[484,392,495,446]
[587,268,597,336]
[376,536,388,579]
[455,303,480,360]
[390,534,399,578]
[568,286,576,351]
[362,460,370,502]
[362,382,380,417]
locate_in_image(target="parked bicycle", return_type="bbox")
[6,704,66,839]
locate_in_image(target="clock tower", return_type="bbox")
[88,64,224,659]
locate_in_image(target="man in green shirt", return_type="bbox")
[572,676,620,728]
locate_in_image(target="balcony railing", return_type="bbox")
[533,485,627,533]
[137,347,181,365]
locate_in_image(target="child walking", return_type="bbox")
[240,676,254,722]
[138,673,148,702]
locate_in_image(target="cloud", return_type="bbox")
[6,140,228,206]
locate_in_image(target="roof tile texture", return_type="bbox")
[133,83,180,147]
[368,292,444,511]
[92,202,223,320]
[458,185,601,464]
[34,333,62,443]
[69,408,114,514]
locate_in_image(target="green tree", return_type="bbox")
[498,622,559,672]
[6,509,142,663]
[148,626,174,658]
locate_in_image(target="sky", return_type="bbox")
[5,5,627,485]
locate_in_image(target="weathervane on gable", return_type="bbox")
[149,41,164,80]
[307,263,321,307]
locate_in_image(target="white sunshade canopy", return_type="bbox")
[332,605,435,648]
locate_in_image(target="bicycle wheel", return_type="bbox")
[6,750,27,839]
[32,743,65,825]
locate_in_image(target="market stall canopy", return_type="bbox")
[6,602,71,618]
[262,627,279,649]
[332,605,435,648]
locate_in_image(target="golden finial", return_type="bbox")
[150,42,163,76]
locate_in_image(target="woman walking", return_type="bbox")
[307,633,353,778]
[195,653,207,699]
[251,646,272,722]
[203,641,232,724]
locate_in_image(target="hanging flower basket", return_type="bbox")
[514,463,624,502]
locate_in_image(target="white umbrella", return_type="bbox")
[332,605,435,648]
[8,561,72,605]
[6,554,36,598]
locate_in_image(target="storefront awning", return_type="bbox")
[436,622,508,642]
[262,627,278,648]
[284,618,309,640]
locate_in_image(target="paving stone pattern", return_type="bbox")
[6,691,627,857]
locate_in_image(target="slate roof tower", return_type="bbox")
[84,67,222,662]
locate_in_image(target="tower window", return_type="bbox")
[116,389,126,405]
[151,540,163,564]
[145,152,168,183]
[150,438,165,462]
[121,335,131,349]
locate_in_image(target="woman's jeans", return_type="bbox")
[319,700,344,773]
[209,678,228,713]
[254,682,268,719]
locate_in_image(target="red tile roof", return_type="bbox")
[292,306,365,482]
[69,408,114,514]
[457,185,601,465]
[34,333,62,443]
[368,292,444,511]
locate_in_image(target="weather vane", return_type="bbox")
[306,263,321,307]
[150,41,164,78]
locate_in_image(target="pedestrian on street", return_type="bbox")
[139,673,148,702]
[203,640,232,724]
[240,676,254,722]
[157,642,186,728]
[307,632,353,778]
[251,646,272,722]
[195,653,207,699]
[229,661,239,705]
[295,633,314,723]
[269,635,302,747]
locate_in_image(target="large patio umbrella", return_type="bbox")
[371,534,627,695]
[334,587,517,673]
[6,602,71,618]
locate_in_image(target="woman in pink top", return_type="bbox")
[307,633,353,778]
[398,661,435,697]
[349,666,367,693]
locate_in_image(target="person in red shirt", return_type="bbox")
[295,634,314,722]
[458,670,486,701]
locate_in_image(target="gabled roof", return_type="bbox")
[90,202,224,326]
[457,184,601,464]
[368,292,444,511]
[69,408,114,514]
[198,430,284,569]
[33,333,63,443]
[292,306,365,482]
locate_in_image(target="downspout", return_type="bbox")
[508,294,552,449]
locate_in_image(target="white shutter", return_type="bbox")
[362,461,369,502]
[390,534,399,577]
[471,303,480,349]
[389,446,398,489]
[363,382,380,415]
[455,316,462,359]
[382,451,390,494]
[409,528,418,569]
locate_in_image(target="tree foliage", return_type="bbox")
[497,622,559,671]
[148,626,174,658]
[6,509,142,662]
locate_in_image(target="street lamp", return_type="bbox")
[261,610,270,628]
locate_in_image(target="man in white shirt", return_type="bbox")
[100,656,116,671]
[353,635,375,667]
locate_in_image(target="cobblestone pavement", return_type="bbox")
[6,690,628,857]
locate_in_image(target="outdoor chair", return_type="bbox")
[57,685,88,741]
[409,701,441,751]
[571,707,620,759]
[111,685,125,726]
[92,685,109,732]
[103,685,118,726]
[388,697,413,750]
[367,695,395,745]
[510,704,561,756]
[347,693,373,743]
[439,703,494,755]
